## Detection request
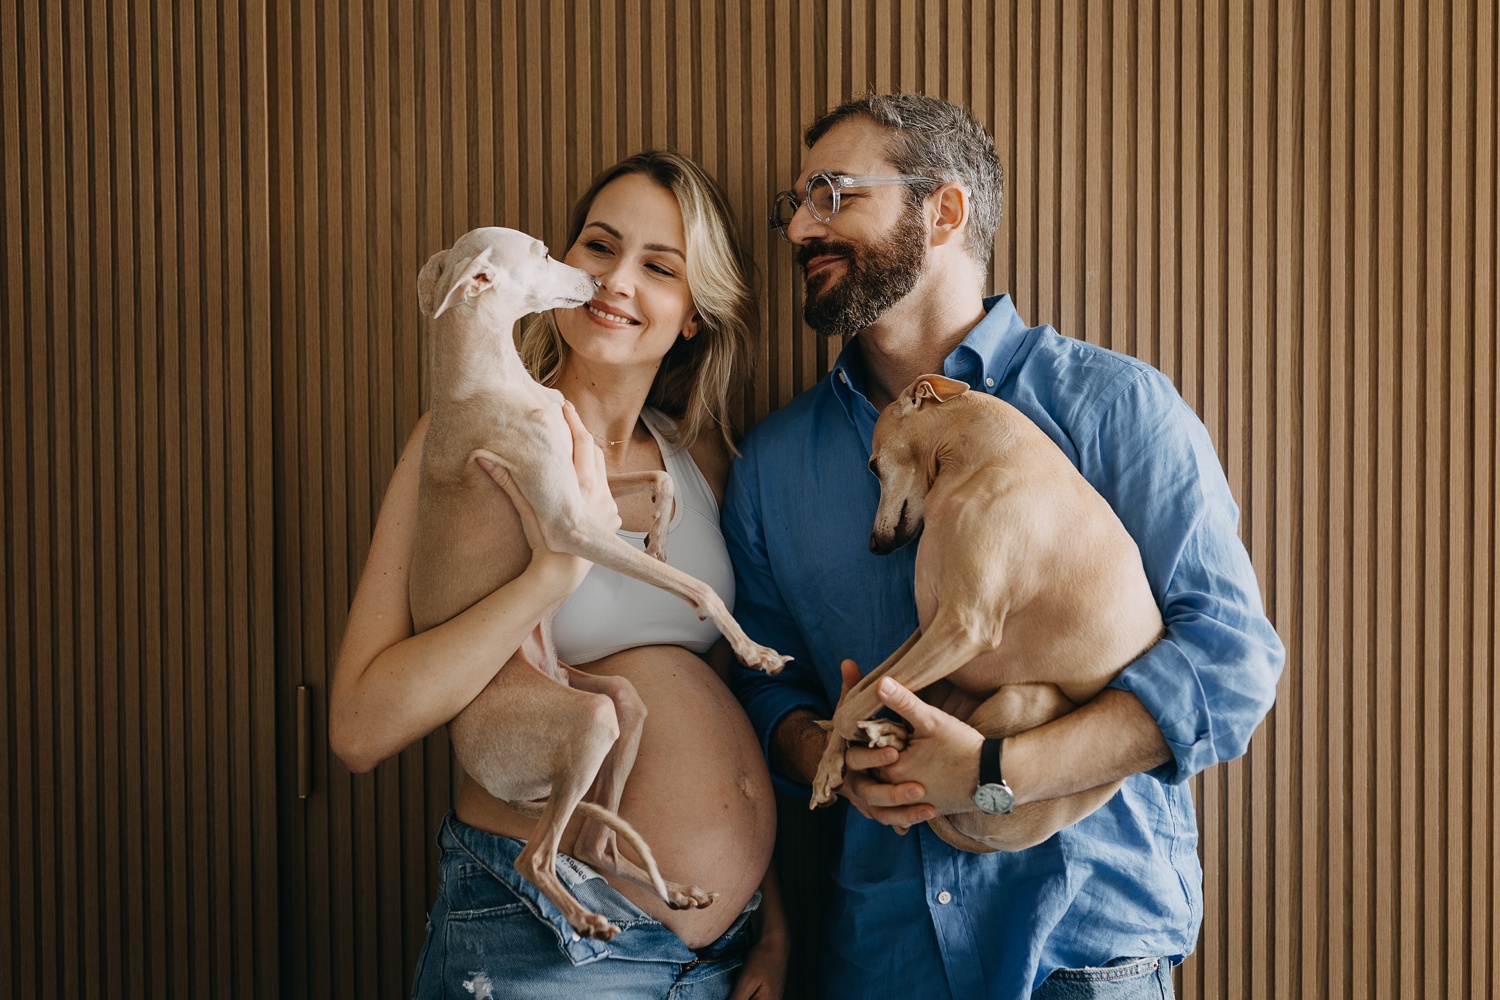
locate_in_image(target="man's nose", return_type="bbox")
[785,199,825,245]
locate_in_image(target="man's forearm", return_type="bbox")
[1004,688,1172,806]
[770,709,828,786]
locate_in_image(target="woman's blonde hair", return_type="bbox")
[517,150,756,453]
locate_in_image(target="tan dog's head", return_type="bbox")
[868,374,971,554]
[417,227,599,320]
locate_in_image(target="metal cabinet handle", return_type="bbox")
[297,685,311,799]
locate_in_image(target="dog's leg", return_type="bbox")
[541,518,788,673]
[835,628,923,712]
[809,616,989,808]
[807,628,922,809]
[561,666,716,910]
[474,444,788,673]
[604,470,674,560]
[448,659,628,940]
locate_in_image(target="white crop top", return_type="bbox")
[550,408,735,665]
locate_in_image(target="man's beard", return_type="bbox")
[797,204,927,338]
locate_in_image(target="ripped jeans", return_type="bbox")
[411,813,756,1000]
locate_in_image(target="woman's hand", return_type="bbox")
[729,935,788,1000]
[476,399,621,597]
[729,865,789,1000]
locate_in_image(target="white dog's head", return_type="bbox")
[867,374,971,554]
[417,227,599,320]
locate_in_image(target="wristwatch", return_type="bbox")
[972,737,1015,815]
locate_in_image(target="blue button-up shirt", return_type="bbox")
[723,295,1284,999]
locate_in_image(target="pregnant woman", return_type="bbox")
[330,150,785,999]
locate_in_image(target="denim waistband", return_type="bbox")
[438,811,759,968]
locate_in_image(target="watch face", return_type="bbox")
[974,782,1014,815]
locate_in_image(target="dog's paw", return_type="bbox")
[575,913,621,941]
[643,531,668,561]
[857,718,910,751]
[809,738,849,808]
[665,885,719,910]
[740,644,791,675]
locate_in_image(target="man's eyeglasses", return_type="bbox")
[769,170,943,241]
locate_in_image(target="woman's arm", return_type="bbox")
[329,406,612,772]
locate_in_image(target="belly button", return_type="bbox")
[738,775,754,799]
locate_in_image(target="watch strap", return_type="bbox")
[979,737,1005,788]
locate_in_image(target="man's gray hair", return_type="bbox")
[805,93,1003,275]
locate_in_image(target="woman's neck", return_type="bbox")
[554,359,656,451]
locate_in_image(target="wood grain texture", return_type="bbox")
[2,1,1494,997]
[1,0,279,996]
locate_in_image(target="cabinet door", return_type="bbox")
[264,0,443,992]
[1,1,280,996]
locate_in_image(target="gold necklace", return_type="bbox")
[585,421,633,447]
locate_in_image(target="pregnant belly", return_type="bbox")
[454,644,776,948]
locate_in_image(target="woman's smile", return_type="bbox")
[583,300,641,326]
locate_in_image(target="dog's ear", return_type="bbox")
[417,249,450,316]
[912,374,970,407]
[420,247,498,318]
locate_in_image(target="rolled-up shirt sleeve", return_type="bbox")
[721,446,829,793]
[1086,370,1286,784]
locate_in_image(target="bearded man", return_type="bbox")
[723,93,1284,1000]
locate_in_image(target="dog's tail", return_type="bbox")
[503,798,669,901]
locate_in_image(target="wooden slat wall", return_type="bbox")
[1,0,279,998]
[280,2,1499,999]
[4,1,1496,998]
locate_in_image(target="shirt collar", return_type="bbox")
[828,336,874,431]
[828,293,1033,418]
[944,293,1032,393]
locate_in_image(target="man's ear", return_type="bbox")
[912,374,970,406]
[927,182,970,247]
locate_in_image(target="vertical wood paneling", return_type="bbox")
[3,0,279,996]
[1478,4,1498,997]
[4,2,1496,998]
[274,2,1496,998]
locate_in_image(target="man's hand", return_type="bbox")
[769,661,934,829]
[835,661,943,830]
[871,677,986,819]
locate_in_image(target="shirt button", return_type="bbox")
[937,890,952,905]
[837,370,848,383]
[985,376,995,388]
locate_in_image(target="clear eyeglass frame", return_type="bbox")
[769,170,942,241]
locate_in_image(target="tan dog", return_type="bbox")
[409,227,787,939]
[810,374,1164,852]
